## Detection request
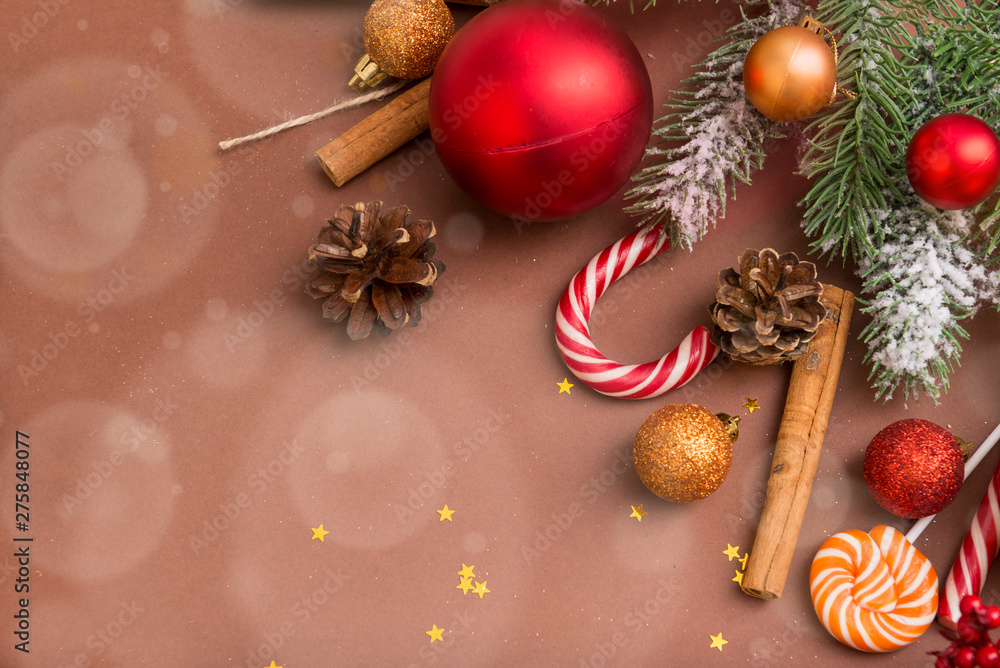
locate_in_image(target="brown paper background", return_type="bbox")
[3,0,1000,665]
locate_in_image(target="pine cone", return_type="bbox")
[709,248,826,365]
[306,201,445,340]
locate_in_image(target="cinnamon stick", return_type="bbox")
[741,284,855,600]
[316,77,432,187]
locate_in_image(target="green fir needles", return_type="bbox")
[803,0,1000,402]
[627,0,1000,402]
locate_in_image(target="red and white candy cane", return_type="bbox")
[555,224,719,399]
[937,422,1000,629]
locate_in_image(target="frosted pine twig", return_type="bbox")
[625,0,803,249]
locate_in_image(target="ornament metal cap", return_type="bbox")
[795,15,823,35]
[957,437,973,462]
[350,53,389,93]
[716,413,741,442]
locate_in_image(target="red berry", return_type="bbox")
[938,657,955,668]
[977,644,1000,668]
[960,617,985,644]
[964,597,987,617]
[954,646,977,668]
[986,607,1000,630]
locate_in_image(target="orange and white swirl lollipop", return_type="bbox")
[809,524,938,652]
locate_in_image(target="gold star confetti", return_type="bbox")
[740,552,750,570]
[458,564,475,579]
[427,624,444,642]
[710,632,728,651]
[557,378,574,394]
[743,397,760,413]
[437,505,455,522]
[723,544,740,561]
[732,569,744,586]
[266,662,282,668]
[629,505,647,522]
[473,581,490,599]
[311,525,330,542]
[457,576,475,594]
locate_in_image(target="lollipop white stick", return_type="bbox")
[905,422,1000,545]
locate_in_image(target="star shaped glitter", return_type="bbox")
[629,505,647,522]
[732,569,744,586]
[739,552,750,570]
[557,378,574,394]
[743,397,760,413]
[311,524,330,542]
[723,544,741,561]
[473,581,490,599]
[266,662,282,668]
[457,576,475,594]
[709,632,728,651]
[458,564,475,579]
[427,624,444,642]
[437,505,455,522]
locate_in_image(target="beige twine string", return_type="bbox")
[218,79,409,151]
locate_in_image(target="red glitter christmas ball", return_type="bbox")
[863,419,966,519]
[905,113,1000,210]
[428,0,653,223]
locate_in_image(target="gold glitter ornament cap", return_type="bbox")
[957,437,972,461]
[716,413,741,442]
[350,0,455,92]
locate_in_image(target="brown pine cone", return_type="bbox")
[709,248,826,365]
[306,201,445,340]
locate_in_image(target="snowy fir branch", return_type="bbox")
[859,193,999,403]
[621,0,999,401]
[804,0,1000,401]
[624,0,804,249]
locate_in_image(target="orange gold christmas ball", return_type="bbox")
[743,25,837,122]
[633,404,734,503]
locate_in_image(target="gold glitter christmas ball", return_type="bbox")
[633,404,738,503]
[364,0,455,80]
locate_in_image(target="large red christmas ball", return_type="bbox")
[428,0,653,222]
[863,419,966,519]
[905,113,1000,210]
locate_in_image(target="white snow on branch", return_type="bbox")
[861,198,999,401]
[629,0,803,248]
